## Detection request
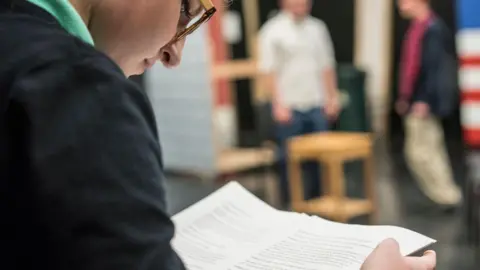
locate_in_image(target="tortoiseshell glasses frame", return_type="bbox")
[165,0,217,47]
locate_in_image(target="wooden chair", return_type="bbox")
[287,132,377,223]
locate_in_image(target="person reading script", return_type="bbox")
[0,0,436,269]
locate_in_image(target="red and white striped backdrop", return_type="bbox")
[458,30,480,146]
[457,0,480,146]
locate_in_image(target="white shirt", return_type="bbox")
[258,12,336,111]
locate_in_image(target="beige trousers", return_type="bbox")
[404,115,462,205]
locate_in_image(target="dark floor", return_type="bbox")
[380,138,478,270]
[164,138,480,270]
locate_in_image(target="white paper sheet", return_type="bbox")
[172,182,300,269]
[171,182,436,270]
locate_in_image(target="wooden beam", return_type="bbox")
[354,0,394,136]
[354,0,365,68]
[241,0,260,58]
[241,0,265,103]
[381,0,394,137]
[211,60,258,80]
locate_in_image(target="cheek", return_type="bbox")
[149,3,181,45]
[149,13,180,47]
[94,0,182,74]
[130,2,181,56]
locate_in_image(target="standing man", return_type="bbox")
[258,0,340,207]
[396,0,462,207]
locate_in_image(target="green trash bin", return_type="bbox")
[334,64,370,132]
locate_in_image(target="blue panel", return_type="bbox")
[457,0,480,29]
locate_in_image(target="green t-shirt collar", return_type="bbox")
[28,0,95,45]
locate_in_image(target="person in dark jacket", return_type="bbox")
[0,0,215,269]
[395,0,462,207]
[0,0,435,269]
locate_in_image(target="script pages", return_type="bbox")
[171,182,436,270]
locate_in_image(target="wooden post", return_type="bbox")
[241,0,260,59]
[288,157,305,210]
[364,152,378,224]
[327,159,347,222]
[209,0,261,83]
[241,0,264,103]
[354,0,394,136]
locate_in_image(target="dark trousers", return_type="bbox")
[276,107,329,207]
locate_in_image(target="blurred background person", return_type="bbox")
[395,0,462,208]
[258,0,340,208]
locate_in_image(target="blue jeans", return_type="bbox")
[276,107,329,206]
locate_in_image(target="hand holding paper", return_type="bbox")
[171,182,437,270]
[361,238,436,270]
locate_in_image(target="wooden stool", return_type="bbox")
[287,132,377,223]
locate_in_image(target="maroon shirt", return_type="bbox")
[399,14,434,101]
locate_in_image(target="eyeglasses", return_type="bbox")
[165,0,217,47]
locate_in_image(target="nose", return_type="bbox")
[159,39,186,68]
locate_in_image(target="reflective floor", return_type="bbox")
[164,139,479,270]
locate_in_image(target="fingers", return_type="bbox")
[422,250,437,269]
[276,115,290,124]
[325,104,340,120]
[360,239,404,270]
[404,250,436,270]
[364,238,401,261]
[376,238,401,253]
[282,110,292,123]
[363,239,436,270]
[411,102,430,117]
[273,106,291,123]
[395,101,408,115]
[423,250,436,260]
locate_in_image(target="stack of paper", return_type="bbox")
[172,182,436,270]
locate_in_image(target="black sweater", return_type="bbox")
[0,1,185,269]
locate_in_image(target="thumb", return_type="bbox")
[375,238,401,255]
[404,250,436,270]
[361,239,403,270]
